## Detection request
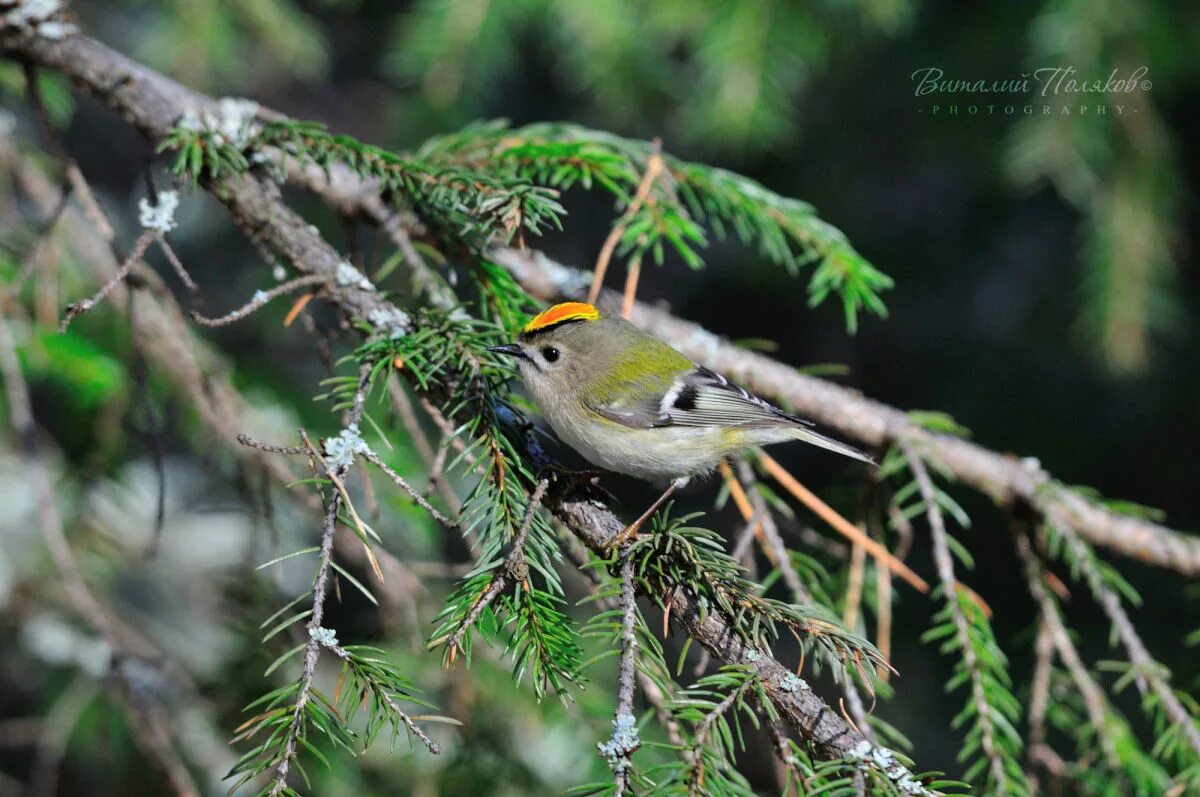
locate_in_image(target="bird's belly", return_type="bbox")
[551,418,727,482]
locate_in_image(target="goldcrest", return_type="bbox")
[490,302,871,500]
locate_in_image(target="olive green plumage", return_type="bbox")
[490,303,871,485]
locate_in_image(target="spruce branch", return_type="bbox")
[416,122,890,330]
[263,474,343,797]
[5,34,896,787]
[550,485,907,771]
[903,444,1029,796]
[434,477,549,661]
[327,643,442,755]
[1041,523,1200,773]
[1014,530,1120,768]
[232,372,443,795]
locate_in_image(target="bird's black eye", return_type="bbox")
[541,346,560,363]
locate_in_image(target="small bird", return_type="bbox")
[489,301,872,543]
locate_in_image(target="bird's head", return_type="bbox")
[488,301,619,400]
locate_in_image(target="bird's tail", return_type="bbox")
[783,425,875,465]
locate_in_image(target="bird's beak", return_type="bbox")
[488,343,528,361]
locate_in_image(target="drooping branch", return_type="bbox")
[904,445,1013,792]
[1014,530,1121,769]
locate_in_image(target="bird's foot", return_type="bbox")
[606,479,682,553]
[609,519,645,551]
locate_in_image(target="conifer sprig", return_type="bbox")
[418,121,893,331]
[896,445,1031,796]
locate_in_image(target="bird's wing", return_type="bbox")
[589,364,874,464]
[589,365,804,430]
[659,367,808,428]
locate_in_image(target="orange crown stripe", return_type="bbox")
[522,302,600,334]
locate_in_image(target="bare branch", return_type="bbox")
[589,140,663,305]
[59,229,154,330]
[610,550,640,795]
[191,274,326,327]
[758,451,928,593]
[359,448,457,528]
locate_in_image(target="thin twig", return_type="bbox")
[236,433,307,455]
[267,474,342,797]
[758,451,928,592]
[360,448,458,528]
[1027,619,1054,753]
[379,212,459,311]
[687,680,754,796]
[155,235,199,293]
[768,722,799,797]
[873,539,893,680]
[191,274,326,327]
[589,142,663,305]
[842,543,866,631]
[621,253,642,320]
[6,179,71,298]
[60,230,155,331]
[729,505,762,569]
[387,376,437,467]
[733,458,812,603]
